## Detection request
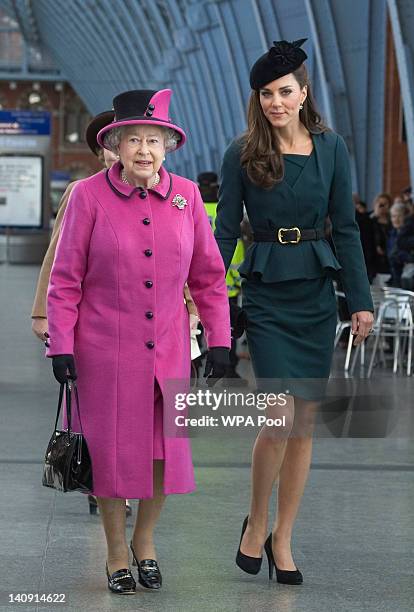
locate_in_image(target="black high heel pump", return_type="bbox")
[264,534,303,584]
[235,516,262,574]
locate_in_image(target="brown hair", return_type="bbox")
[373,192,392,208]
[240,64,328,189]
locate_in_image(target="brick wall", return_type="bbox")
[383,16,410,198]
[0,80,102,179]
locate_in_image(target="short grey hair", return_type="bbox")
[103,125,180,153]
[390,202,408,216]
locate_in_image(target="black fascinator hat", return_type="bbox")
[249,38,308,90]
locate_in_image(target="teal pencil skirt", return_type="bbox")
[242,276,337,398]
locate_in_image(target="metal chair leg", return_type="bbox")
[350,343,360,375]
[344,331,353,371]
[334,322,343,348]
[407,329,413,376]
[367,332,381,378]
[393,332,400,374]
[400,334,408,374]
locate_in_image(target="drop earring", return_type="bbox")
[299,103,304,110]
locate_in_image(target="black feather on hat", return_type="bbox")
[249,38,308,90]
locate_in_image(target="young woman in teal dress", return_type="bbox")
[214,39,374,584]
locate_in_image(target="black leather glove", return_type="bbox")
[230,302,248,339]
[203,347,230,387]
[52,354,77,383]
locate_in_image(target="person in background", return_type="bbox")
[401,186,412,211]
[352,192,366,214]
[387,202,413,286]
[352,194,375,282]
[31,110,116,341]
[370,193,392,284]
[198,171,248,385]
[30,112,131,517]
[393,201,414,288]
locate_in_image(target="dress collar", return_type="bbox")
[106,161,172,200]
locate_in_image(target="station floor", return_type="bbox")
[0,264,413,612]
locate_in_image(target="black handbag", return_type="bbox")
[42,381,93,493]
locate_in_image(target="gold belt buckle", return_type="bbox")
[277,227,301,244]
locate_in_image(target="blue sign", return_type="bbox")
[51,170,71,182]
[0,110,51,136]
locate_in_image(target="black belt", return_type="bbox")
[253,227,324,244]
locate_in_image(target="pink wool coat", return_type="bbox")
[46,162,231,499]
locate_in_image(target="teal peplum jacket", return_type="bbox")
[214,130,374,315]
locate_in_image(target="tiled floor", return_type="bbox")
[0,264,413,612]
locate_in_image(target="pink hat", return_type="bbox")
[97,89,186,152]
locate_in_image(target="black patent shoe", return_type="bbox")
[106,564,136,594]
[235,516,262,574]
[264,534,303,585]
[88,495,98,515]
[130,543,162,589]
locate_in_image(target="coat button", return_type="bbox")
[148,104,155,111]
[143,218,150,225]
[144,249,152,257]
[145,280,153,288]
[139,190,147,199]
[145,311,153,319]
[146,341,155,349]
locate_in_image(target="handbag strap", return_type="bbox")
[53,381,84,436]
[70,382,85,434]
[54,382,65,433]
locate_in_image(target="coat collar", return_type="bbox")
[106,161,172,200]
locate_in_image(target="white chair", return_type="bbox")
[347,287,385,375]
[334,290,351,348]
[366,288,414,377]
[334,290,355,370]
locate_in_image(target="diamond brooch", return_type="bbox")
[172,194,187,210]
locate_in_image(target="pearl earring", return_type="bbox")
[299,103,304,110]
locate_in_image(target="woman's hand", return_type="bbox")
[32,317,49,342]
[52,355,77,383]
[203,347,230,387]
[351,311,374,346]
[189,314,199,331]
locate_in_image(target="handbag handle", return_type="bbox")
[53,381,84,436]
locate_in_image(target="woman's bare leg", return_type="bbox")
[271,398,317,569]
[131,460,166,560]
[97,497,128,574]
[240,397,294,557]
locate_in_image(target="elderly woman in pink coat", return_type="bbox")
[46,89,231,595]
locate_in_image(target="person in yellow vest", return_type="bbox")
[198,172,248,385]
